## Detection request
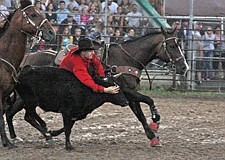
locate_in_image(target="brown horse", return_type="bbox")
[0,0,55,147]
[7,28,188,148]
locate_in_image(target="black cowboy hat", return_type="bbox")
[73,38,97,54]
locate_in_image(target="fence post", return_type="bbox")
[187,0,194,90]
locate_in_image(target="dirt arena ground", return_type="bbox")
[0,91,225,160]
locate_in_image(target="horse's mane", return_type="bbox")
[110,28,175,46]
[0,10,16,38]
[114,31,163,46]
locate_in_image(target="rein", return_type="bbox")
[118,44,153,89]
[0,58,18,82]
[102,43,153,90]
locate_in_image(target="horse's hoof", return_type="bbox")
[11,137,24,144]
[150,138,162,147]
[149,122,159,133]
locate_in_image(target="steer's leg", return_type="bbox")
[33,112,47,131]
[62,113,75,151]
[6,97,24,140]
[24,109,52,140]
[7,97,47,142]
[49,128,64,137]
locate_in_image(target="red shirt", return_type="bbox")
[60,46,105,92]
[80,15,90,24]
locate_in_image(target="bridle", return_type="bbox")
[3,5,48,40]
[0,5,48,79]
[21,5,48,40]
[157,36,185,67]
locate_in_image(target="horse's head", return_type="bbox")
[18,0,55,41]
[156,27,189,75]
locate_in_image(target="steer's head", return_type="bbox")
[94,76,129,107]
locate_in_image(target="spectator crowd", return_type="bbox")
[1,0,225,82]
[172,20,225,83]
[4,0,147,51]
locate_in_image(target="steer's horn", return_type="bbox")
[113,73,123,78]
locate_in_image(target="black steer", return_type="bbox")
[15,66,128,150]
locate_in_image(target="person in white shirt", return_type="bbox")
[65,0,79,9]
[101,0,118,14]
[200,26,215,80]
[0,0,9,27]
[3,0,11,8]
[125,3,142,28]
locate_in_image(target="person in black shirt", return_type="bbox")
[45,3,57,24]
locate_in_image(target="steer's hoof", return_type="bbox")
[3,141,15,149]
[43,139,54,148]
[66,145,74,151]
[150,138,162,147]
[11,137,24,144]
[149,122,159,132]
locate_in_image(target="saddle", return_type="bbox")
[54,44,76,66]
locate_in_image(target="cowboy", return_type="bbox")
[60,38,119,94]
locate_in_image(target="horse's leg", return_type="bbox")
[123,88,160,126]
[0,98,13,148]
[24,109,52,141]
[129,101,160,147]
